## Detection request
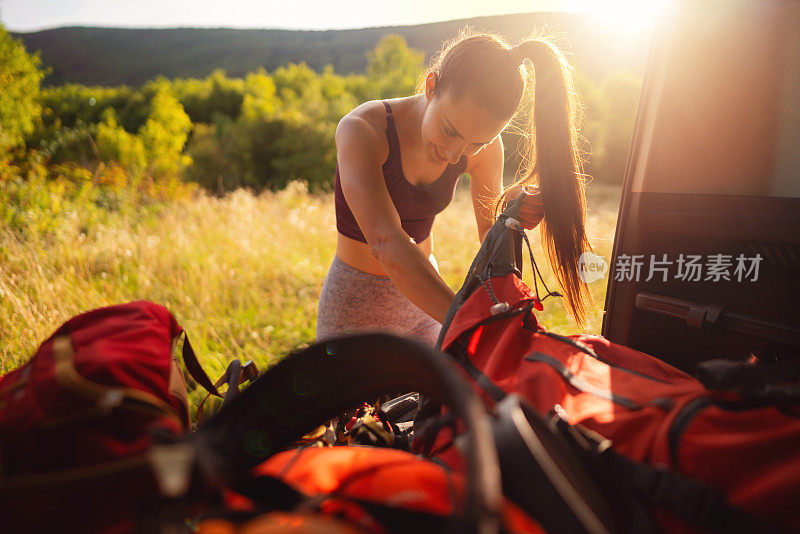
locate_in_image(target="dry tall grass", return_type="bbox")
[1,179,620,404]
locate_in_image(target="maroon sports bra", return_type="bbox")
[334,101,467,244]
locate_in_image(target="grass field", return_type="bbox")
[0,177,620,406]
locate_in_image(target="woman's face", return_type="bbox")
[420,77,511,166]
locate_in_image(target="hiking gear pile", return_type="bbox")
[2,199,798,533]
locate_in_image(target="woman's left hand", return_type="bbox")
[518,187,544,230]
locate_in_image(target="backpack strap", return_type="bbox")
[549,408,786,534]
[696,357,800,390]
[195,359,259,425]
[605,447,782,533]
[491,395,618,534]
[181,333,222,398]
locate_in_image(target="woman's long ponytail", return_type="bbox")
[496,37,594,328]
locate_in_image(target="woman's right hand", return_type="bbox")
[518,186,545,230]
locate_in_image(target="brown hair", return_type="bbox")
[417,28,595,328]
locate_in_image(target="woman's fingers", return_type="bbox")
[520,192,543,205]
[518,190,544,229]
[519,214,544,230]
[518,211,544,230]
[519,204,543,217]
[519,204,543,215]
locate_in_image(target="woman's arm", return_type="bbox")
[467,136,505,244]
[468,135,544,238]
[336,113,455,323]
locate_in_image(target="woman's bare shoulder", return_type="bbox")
[340,100,390,133]
[336,100,391,162]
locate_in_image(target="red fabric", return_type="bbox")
[436,273,800,532]
[225,447,544,534]
[197,512,368,534]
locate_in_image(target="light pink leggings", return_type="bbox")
[315,255,441,347]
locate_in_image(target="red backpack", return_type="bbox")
[419,204,800,533]
[0,301,224,533]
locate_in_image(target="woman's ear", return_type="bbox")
[425,71,438,102]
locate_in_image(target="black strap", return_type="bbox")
[197,359,260,424]
[550,413,784,534]
[491,396,618,534]
[456,343,508,403]
[524,352,641,410]
[181,333,222,398]
[607,450,782,534]
[223,360,241,405]
[696,357,800,391]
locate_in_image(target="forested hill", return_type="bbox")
[12,12,650,87]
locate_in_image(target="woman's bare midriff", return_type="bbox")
[336,232,433,276]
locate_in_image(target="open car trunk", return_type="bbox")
[601,0,800,372]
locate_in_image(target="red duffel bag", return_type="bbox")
[437,273,707,464]
[419,201,800,533]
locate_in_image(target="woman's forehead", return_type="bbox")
[437,93,510,141]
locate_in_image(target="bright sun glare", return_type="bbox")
[566,0,673,32]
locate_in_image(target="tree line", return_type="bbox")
[0,26,641,194]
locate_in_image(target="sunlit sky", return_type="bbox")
[0,0,669,33]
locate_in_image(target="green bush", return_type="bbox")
[0,26,45,155]
[185,120,252,192]
[367,34,425,100]
[95,109,147,170]
[138,87,193,176]
[37,120,99,168]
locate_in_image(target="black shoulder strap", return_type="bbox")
[491,395,618,534]
[181,333,221,398]
[549,411,786,534]
[696,357,800,390]
[604,448,783,534]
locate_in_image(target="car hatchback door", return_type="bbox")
[602,0,800,372]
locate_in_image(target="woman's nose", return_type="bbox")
[445,144,465,164]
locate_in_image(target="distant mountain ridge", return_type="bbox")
[12,12,650,87]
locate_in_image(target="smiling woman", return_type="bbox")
[316,27,595,348]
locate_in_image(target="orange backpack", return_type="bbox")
[198,446,543,534]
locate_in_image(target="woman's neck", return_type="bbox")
[387,95,423,146]
[393,94,440,172]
